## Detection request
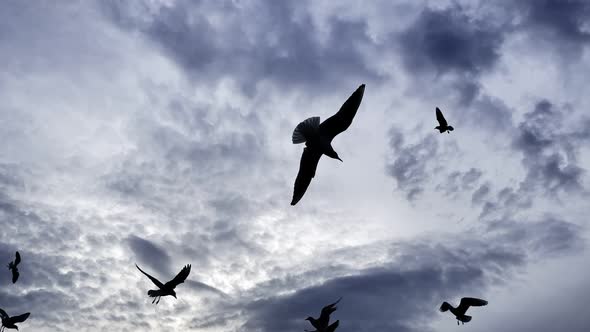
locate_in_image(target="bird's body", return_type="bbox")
[136,264,191,304]
[7,252,20,284]
[435,107,454,134]
[440,297,488,325]
[291,84,365,205]
[0,308,30,332]
[305,320,339,332]
[305,297,342,331]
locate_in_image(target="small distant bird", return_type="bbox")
[0,308,30,332]
[305,320,339,332]
[305,297,342,331]
[7,252,20,284]
[435,107,454,133]
[291,84,365,205]
[440,297,488,325]
[136,264,191,304]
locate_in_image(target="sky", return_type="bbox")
[0,0,589,331]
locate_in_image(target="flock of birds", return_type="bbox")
[2,84,488,331]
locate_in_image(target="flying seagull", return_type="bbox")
[0,308,30,332]
[435,107,454,133]
[305,297,342,331]
[291,84,365,205]
[440,297,488,325]
[136,264,191,304]
[7,252,20,284]
[305,320,339,332]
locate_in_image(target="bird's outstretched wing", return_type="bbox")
[319,297,342,322]
[136,264,164,289]
[319,84,365,141]
[457,297,488,313]
[9,312,30,324]
[14,251,21,266]
[165,264,191,289]
[436,107,448,127]
[291,147,323,206]
[11,269,19,283]
[0,308,9,320]
[327,320,340,332]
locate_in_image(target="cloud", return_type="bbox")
[513,100,588,195]
[101,0,383,94]
[437,168,483,196]
[386,128,439,201]
[398,6,505,77]
[386,127,460,201]
[242,216,582,332]
[517,0,590,56]
[127,235,171,274]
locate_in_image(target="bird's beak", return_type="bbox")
[337,157,343,162]
[173,295,177,299]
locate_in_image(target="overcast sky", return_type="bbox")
[1,0,589,331]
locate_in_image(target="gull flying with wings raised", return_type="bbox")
[291,84,365,205]
[440,297,488,325]
[0,308,30,332]
[136,264,191,304]
[435,107,454,134]
[304,297,342,332]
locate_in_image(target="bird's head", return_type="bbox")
[304,317,313,322]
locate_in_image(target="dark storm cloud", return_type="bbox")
[518,0,590,52]
[398,6,505,76]
[101,0,382,93]
[513,100,587,195]
[127,235,171,274]
[242,216,582,332]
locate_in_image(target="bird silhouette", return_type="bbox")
[291,84,365,205]
[440,297,488,325]
[304,297,342,331]
[0,308,30,332]
[7,252,20,284]
[305,320,339,332]
[435,107,454,133]
[136,264,191,304]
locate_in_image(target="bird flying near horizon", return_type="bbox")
[291,84,365,205]
[136,263,191,304]
[440,297,488,325]
[304,297,342,332]
[7,251,20,284]
[435,107,454,134]
[0,308,30,332]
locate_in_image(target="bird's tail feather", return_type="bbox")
[440,302,452,312]
[292,117,320,144]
